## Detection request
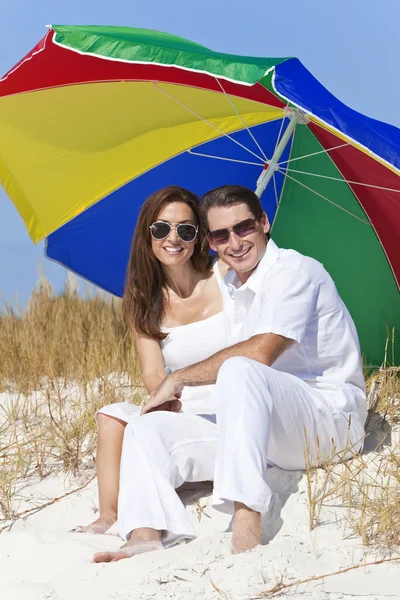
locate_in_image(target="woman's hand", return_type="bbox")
[141,374,184,415]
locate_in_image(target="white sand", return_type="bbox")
[1,419,399,599]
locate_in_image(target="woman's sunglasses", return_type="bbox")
[207,216,261,245]
[149,221,199,243]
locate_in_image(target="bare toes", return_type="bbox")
[73,517,116,535]
[92,540,163,563]
[92,551,116,563]
[72,525,87,533]
[110,551,131,562]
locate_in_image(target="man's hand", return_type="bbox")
[141,374,184,415]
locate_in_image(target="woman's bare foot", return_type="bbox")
[73,511,117,535]
[92,528,163,563]
[232,503,262,554]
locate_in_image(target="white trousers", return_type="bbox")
[118,357,364,546]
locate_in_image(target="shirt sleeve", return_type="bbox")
[252,266,317,344]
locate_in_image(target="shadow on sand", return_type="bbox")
[363,412,392,454]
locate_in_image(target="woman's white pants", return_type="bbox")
[118,357,364,547]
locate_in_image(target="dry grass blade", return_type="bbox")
[210,578,231,599]
[343,445,400,549]
[303,427,362,531]
[194,499,211,522]
[0,473,96,532]
[253,556,400,598]
[366,369,400,429]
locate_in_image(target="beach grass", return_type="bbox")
[0,279,143,520]
[0,278,141,395]
[304,357,400,550]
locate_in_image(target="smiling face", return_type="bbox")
[151,201,198,268]
[207,202,270,283]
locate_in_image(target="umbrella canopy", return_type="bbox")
[0,25,399,366]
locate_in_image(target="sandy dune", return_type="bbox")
[1,433,399,600]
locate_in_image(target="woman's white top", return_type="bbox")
[97,261,227,422]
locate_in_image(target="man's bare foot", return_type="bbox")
[73,512,116,535]
[92,528,163,563]
[232,503,262,554]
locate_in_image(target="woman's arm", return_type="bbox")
[134,331,167,394]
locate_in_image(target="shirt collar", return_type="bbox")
[224,239,280,294]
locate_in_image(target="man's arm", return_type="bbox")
[175,332,292,386]
[141,333,293,414]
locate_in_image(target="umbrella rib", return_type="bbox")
[279,142,350,165]
[278,169,371,225]
[215,78,269,161]
[187,149,264,167]
[279,167,400,193]
[272,172,279,208]
[272,102,291,157]
[153,82,266,163]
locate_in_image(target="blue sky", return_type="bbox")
[0,0,399,307]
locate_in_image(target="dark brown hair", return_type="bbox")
[201,185,270,240]
[123,186,211,340]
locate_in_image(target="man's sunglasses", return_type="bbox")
[149,221,199,243]
[207,216,261,245]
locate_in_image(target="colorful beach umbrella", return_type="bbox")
[0,25,399,366]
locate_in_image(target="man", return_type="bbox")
[94,185,366,562]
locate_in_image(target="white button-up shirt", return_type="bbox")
[222,240,367,420]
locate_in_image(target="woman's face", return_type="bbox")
[150,201,198,268]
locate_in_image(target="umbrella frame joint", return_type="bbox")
[255,110,304,199]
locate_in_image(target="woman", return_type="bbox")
[75,186,228,534]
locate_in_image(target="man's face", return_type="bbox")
[207,203,270,284]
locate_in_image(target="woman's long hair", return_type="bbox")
[122,186,211,340]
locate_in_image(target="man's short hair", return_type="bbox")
[201,185,270,239]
